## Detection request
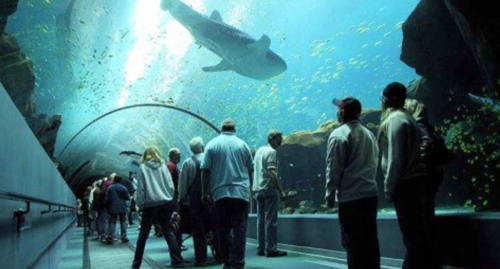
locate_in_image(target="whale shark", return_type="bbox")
[160,0,287,80]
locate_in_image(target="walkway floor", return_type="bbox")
[59,226,464,269]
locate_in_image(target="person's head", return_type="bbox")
[268,130,283,149]
[103,177,108,182]
[140,147,164,164]
[113,175,123,183]
[221,118,236,133]
[189,137,204,154]
[109,173,116,181]
[332,97,362,123]
[404,99,427,121]
[168,148,181,164]
[381,82,407,110]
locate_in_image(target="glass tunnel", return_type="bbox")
[1,0,499,268]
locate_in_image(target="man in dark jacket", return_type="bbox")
[106,175,131,243]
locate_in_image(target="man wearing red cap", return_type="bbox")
[326,97,380,269]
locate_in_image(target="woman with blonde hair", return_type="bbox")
[132,147,185,268]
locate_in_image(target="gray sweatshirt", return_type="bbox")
[379,109,427,198]
[325,120,379,203]
[135,159,175,209]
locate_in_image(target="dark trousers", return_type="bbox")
[394,178,434,269]
[215,198,249,268]
[133,202,183,267]
[189,190,208,263]
[338,196,380,269]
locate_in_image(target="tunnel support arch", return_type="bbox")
[56,103,221,160]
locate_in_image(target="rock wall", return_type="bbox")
[0,0,62,159]
[277,111,384,210]
[402,0,500,211]
[0,34,36,117]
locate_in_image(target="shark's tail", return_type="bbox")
[160,0,173,10]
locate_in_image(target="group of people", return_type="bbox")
[78,173,137,244]
[326,82,447,269]
[128,118,289,269]
[78,81,445,269]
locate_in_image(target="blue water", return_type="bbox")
[6,0,420,165]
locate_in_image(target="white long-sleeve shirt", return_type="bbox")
[179,153,204,201]
[379,109,427,198]
[325,120,379,203]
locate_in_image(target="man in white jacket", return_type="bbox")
[325,97,380,269]
[379,82,433,269]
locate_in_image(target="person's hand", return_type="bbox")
[279,191,287,201]
[172,212,181,222]
[202,194,211,205]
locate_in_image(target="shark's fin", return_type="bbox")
[210,10,223,23]
[202,60,231,73]
[247,34,271,54]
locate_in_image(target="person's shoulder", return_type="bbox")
[330,125,349,141]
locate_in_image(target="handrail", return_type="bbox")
[0,188,76,209]
[0,188,76,232]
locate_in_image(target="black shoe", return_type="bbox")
[195,262,207,267]
[266,250,287,257]
[257,251,265,256]
[181,245,188,251]
[122,238,130,243]
[170,262,187,268]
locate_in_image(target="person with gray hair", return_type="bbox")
[202,118,254,269]
[253,130,288,258]
[179,137,210,266]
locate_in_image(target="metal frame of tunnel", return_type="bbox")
[56,103,221,160]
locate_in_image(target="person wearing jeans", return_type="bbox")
[132,147,185,269]
[202,119,254,269]
[105,175,130,243]
[253,131,287,257]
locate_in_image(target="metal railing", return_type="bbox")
[0,188,76,232]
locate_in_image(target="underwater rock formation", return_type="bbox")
[402,0,500,211]
[401,0,498,98]
[0,34,35,117]
[26,114,62,159]
[0,0,64,162]
[0,0,18,33]
[0,0,35,117]
[443,0,500,97]
[278,111,382,210]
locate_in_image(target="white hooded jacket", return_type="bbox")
[135,159,175,209]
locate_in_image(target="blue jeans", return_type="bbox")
[108,212,127,239]
[98,209,109,237]
[215,198,249,268]
[256,188,279,253]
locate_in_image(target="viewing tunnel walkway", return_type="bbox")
[59,225,405,269]
[58,224,466,269]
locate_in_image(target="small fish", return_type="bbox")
[79,19,85,24]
